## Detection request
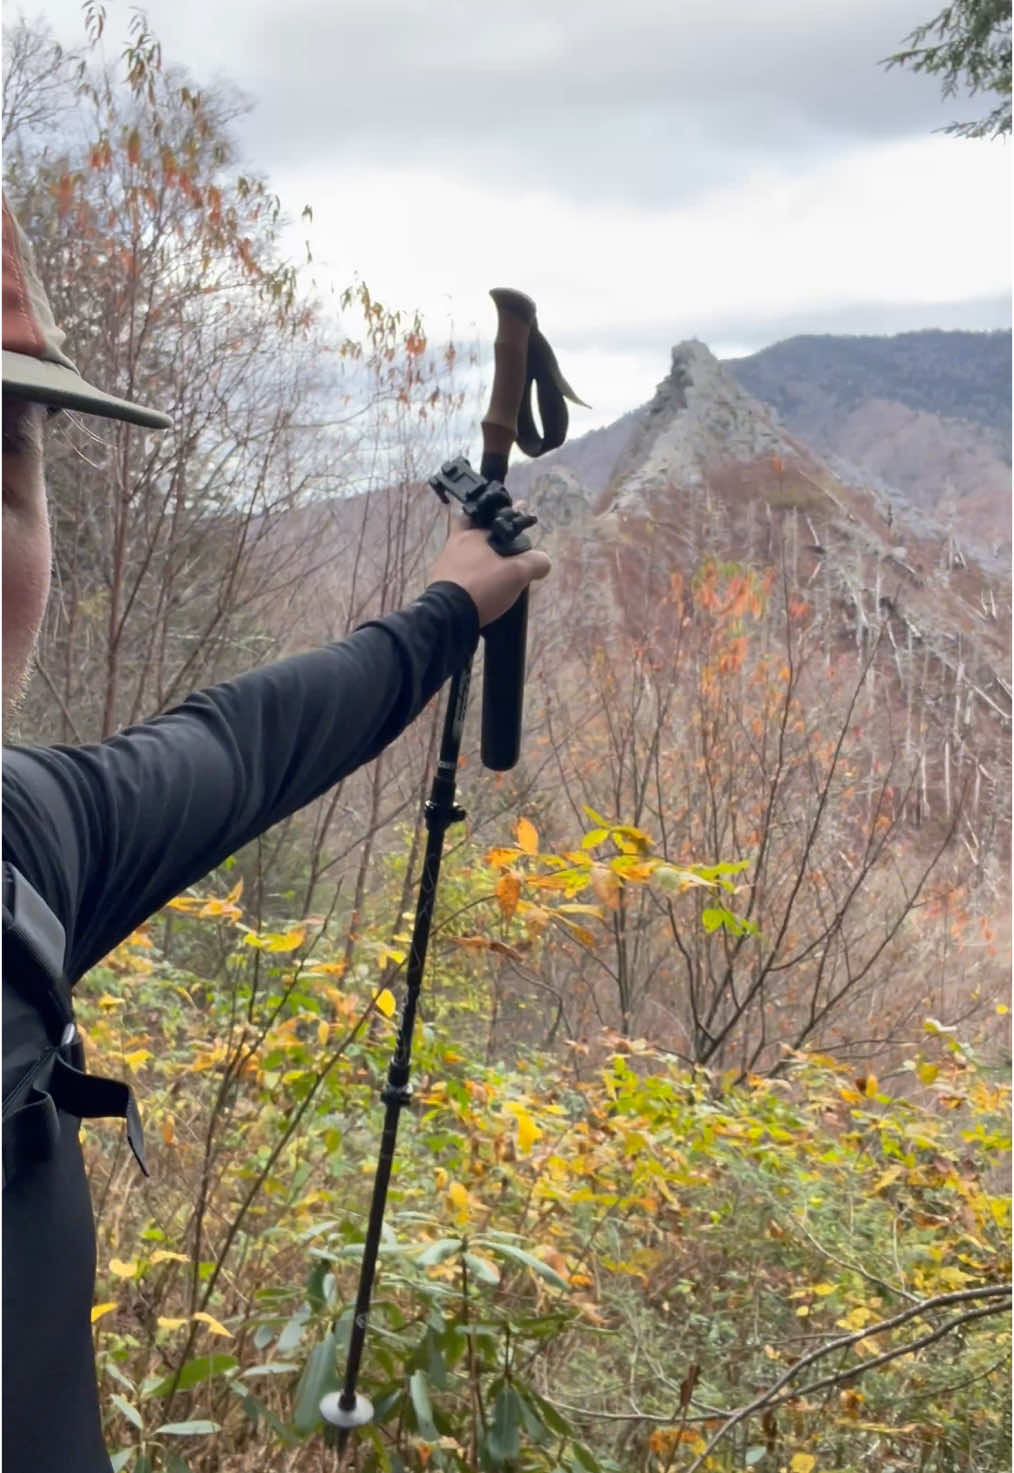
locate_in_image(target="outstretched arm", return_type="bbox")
[2,583,475,981]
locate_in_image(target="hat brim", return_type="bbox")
[2,349,172,430]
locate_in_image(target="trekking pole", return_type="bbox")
[320,289,583,1452]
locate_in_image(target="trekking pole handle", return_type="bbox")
[481,288,536,467]
[478,289,537,771]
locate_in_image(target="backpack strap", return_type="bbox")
[2,860,71,1037]
[2,863,149,1189]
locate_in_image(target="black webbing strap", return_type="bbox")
[2,1047,149,1190]
[2,862,149,1189]
[515,319,588,458]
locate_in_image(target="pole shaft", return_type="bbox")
[337,663,471,1410]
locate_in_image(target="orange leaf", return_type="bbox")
[495,873,521,923]
[453,935,490,953]
[590,865,620,909]
[516,817,539,855]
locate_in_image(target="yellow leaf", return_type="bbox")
[447,1181,470,1221]
[157,1316,188,1331]
[266,926,306,953]
[317,1020,329,1046]
[165,894,204,913]
[91,1302,118,1324]
[611,824,653,855]
[374,988,396,1019]
[199,895,243,920]
[563,923,597,948]
[485,846,521,869]
[122,1049,152,1072]
[791,1457,816,1473]
[192,1311,233,1338]
[496,872,522,923]
[149,1250,188,1265]
[509,1103,542,1156]
[812,1282,836,1296]
[516,817,539,855]
[917,1062,939,1085]
[109,1258,139,1280]
[864,1073,878,1097]
[97,994,123,1010]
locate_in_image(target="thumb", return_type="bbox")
[517,548,552,584]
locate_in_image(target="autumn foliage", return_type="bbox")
[77,891,1010,1472]
[3,10,1009,1473]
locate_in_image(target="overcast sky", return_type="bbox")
[22,0,1013,429]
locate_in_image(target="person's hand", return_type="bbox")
[429,515,551,628]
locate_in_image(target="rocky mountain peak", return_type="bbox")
[603,339,793,512]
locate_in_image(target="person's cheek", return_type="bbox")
[2,500,52,708]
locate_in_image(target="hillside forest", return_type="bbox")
[3,13,1011,1473]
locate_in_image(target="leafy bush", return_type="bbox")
[78,870,1010,1473]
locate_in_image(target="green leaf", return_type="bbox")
[144,1354,237,1399]
[517,1388,551,1446]
[487,1384,523,1464]
[104,1361,137,1394]
[292,1329,338,1434]
[746,1449,768,1467]
[463,1251,501,1285]
[485,1240,570,1290]
[526,1391,573,1438]
[416,1237,463,1267]
[111,1394,143,1432]
[307,1258,331,1310]
[153,1420,220,1436]
[409,1369,438,1441]
[372,1387,404,1424]
[422,1328,448,1390]
[581,828,610,850]
[581,806,611,827]
[570,1441,602,1472]
[700,905,756,935]
[241,1362,300,1376]
[109,1453,135,1473]
[277,1308,310,1353]
[164,1457,191,1473]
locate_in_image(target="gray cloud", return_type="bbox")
[556,294,1012,361]
[236,0,974,205]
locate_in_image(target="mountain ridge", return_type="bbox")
[505,327,1011,565]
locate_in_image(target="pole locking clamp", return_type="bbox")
[429,457,537,555]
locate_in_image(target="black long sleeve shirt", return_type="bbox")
[1,582,479,1473]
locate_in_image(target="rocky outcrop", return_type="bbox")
[602,340,797,511]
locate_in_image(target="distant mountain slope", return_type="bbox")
[726,330,1011,443]
[724,330,1011,552]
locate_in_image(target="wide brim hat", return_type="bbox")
[2,196,172,430]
